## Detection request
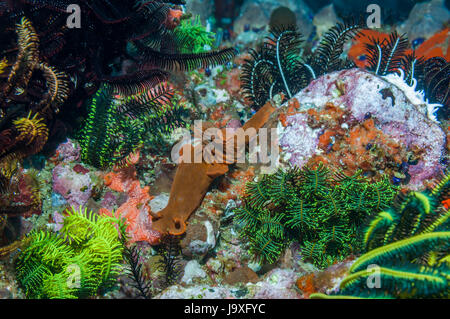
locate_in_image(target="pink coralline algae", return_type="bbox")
[54,139,80,162]
[279,68,446,189]
[280,113,320,168]
[251,268,302,299]
[52,164,92,208]
[101,191,119,211]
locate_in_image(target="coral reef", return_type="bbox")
[0,0,449,302]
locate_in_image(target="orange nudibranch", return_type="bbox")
[151,100,278,235]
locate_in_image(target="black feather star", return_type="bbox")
[399,52,427,87]
[241,45,282,108]
[364,33,449,119]
[156,235,182,288]
[101,70,170,97]
[308,17,363,77]
[241,25,309,108]
[140,47,237,72]
[123,245,152,299]
[241,20,364,110]
[422,57,450,115]
[401,55,449,105]
[365,32,409,76]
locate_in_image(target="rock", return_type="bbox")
[149,193,170,213]
[221,199,237,224]
[247,261,262,273]
[398,0,450,41]
[249,268,302,299]
[295,259,354,297]
[0,263,21,298]
[185,0,215,24]
[313,4,341,38]
[156,267,301,299]
[206,258,224,274]
[180,200,221,259]
[233,0,314,37]
[277,68,446,189]
[156,284,234,299]
[269,6,297,29]
[0,288,12,299]
[181,218,219,258]
[279,112,319,168]
[181,260,207,284]
[195,85,230,108]
[224,266,259,285]
[100,191,118,211]
[55,138,80,162]
[235,30,268,47]
[52,164,93,208]
[51,192,67,208]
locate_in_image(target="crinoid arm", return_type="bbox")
[365,32,409,76]
[310,18,364,76]
[140,47,236,72]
